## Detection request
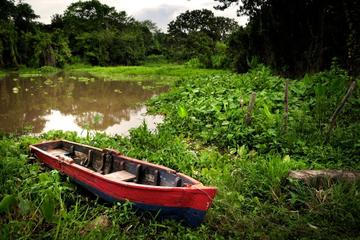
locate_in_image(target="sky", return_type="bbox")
[22,0,248,32]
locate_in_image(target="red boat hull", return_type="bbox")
[30,143,216,227]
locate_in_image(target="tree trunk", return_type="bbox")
[245,92,257,125]
[283,79,289,133]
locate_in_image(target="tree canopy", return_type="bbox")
[216,0,360,76]
[0,0,358,76]
[166,9,238,67]
[0,0,162,67]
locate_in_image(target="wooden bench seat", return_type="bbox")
[47,148,74,163]
[47,148,69,156]
[104,170,136,182]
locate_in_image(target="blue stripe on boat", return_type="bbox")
[71,178,206,227]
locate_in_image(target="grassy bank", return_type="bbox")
[65,64,228,82]
[1,128,359,239]
[3,64,228,82]
[1,64,360,239]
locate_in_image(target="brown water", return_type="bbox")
[0,73,167,136]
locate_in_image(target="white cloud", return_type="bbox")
[23,0,248,31]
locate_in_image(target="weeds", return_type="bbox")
[149,65,360,167]
[1,64,359,239]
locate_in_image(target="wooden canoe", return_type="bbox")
[29,140,217,227]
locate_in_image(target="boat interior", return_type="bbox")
[35,141,194,187]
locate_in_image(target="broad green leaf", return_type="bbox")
[39,173,50,183]
[178,106,188,118]
[283,155,291,162]
[0,195,16,213]
[238,145,247,157]
[263,104,274,122]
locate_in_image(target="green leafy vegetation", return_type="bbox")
[165,9,238,68]
[0,0,161,68]
[5,63,227,82]
[1,0,359,238]
[216,0,359,76]
[149,64,360,168]
[1,0,358,79]
[1,64,359,239]
[65,64,228,82]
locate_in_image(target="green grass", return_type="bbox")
[5,63,228,83]
[65,64,229,82]
[1,127,359,239]
[1,63,359,239]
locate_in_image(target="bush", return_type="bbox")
[149,66,359,166]
[39,66,59,73]
[185,58,204,68]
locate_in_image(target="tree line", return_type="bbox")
[0,0,239,69]
[0,0,358,77]
[0,0,159,67]
[217,0,359,77]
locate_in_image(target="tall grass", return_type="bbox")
[1,63,359,239]
[1,125,360,239]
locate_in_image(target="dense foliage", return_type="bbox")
[216,0,360,76]
[0,1,239,69]
[1,66,359,238]
[149,64,360,167]
[165,9,238,68]
[0,0,159,68]
[0,0,359,238]
[1,0,358,78]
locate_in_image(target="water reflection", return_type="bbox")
[0,72,167,136]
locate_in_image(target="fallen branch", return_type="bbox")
[289,170,360,185]
[325,80,356,142]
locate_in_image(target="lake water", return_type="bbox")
[0,73,167,136]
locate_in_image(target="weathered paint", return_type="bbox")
[30,140,217,227]
[72,178,207,227]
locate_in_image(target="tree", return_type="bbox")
[54,0,154,66]
[0,0,39,67]
[13,2,39,32]
[0,0,163,68]
[215,0,360,76]
[167,9,238,66]
[215,0,264,17]
[168,9,237,41]
[0,0,15,23]
[61,0,132,33]
[227,26,250,72]
[215,16,239,40]
[141,20,160,34]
